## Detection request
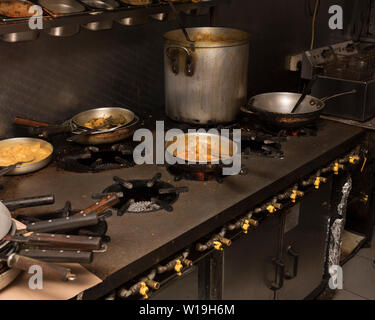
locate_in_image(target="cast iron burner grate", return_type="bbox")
[56,142,136,173]
[100,173,188,215]
[166,165,248,183]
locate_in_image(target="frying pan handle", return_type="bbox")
[13,117,51,127]
[26,212,99,233]
[27,233,102,251]
[166,45,194,76]
[7,253,76,281]
[2,194,55,211]
[18,249,93,264]
[320,89,357,103]
[29,125,71,138]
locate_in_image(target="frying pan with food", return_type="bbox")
[241,89,357,128]
[14,107,139,145]
[0,137,53,175]
[165,132,238,173]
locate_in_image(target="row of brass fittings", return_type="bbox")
[118,269,158,300]
[118,249,192,300]
[113,149,364,299]
[199,149,363,252]
[196,228,232,252]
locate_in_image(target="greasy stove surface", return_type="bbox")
[0,120,364,298]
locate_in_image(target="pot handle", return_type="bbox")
[320,89,357,103]
[165,45,194,76]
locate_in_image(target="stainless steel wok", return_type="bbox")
[241,90,357,128]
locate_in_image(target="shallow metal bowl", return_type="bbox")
[165,132,237,164]
[249,92,324,115]
[71,107,136,133]
[0,137,53,175]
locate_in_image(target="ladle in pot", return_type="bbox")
[166,0,194,47]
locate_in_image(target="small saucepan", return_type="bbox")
[241,89,357,128]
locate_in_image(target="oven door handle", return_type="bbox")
[270,258,285,291]
[284,246,300,280]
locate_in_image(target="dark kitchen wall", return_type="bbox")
[215,0,348,96]
[0,16,209,138]
[0,0,360,138]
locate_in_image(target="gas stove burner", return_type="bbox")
[56,142,136,173]
[166,165,248,183]
[101,173,188,215]
[241,131,284,159]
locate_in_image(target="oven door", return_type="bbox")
[276,179,333,300]
[223,214,281,300]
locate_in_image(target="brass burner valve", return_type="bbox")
[174,259,183,276]
[248,219,259,227]
[290,190,304,203]
[242,219,250,234]
[349,155,360,164]
[213,240,223,251]
[139,282,149,299]
[333,162,344,175]
[314,176,327,189]
[266,204,277,214]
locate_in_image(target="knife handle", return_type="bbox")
[19,249,93,264]
[26,212,99,233]
[7,254,76,281]
[3,194,55,211]
[28,233,102,250]
[75,194,119,216]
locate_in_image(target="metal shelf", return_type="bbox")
[0,0,229,35]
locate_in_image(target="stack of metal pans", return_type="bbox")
[38,0,85,37]
[81,0,119,31]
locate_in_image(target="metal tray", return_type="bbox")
[79,0,119,10]
[38,0,85,16]
[0,0,51,22]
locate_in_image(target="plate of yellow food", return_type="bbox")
[0,138,53,175]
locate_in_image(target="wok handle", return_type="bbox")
[13,117,51,127]
[3,194,55,211]
[27,233,102,251]
[18,249,93,264]
[7,253,76,281]
[74,194,120,216]
[320,89,357,103]
[26,212,99,233]
[166,45,194,76]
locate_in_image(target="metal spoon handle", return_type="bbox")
[291,76,318,113]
